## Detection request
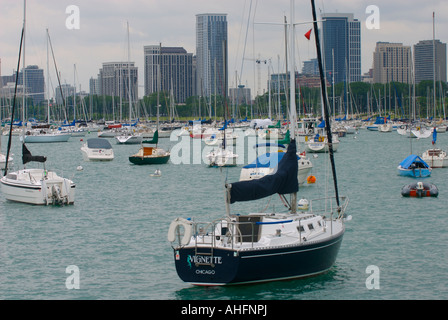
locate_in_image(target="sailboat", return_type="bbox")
[205,43,238,168]
[129,72,170,165]
[1,2,75,206]
[421,129,448,168]
[128,130,170,165]
[206,137,239,167]
[22,29,71,143]
[115,22,142,145]
[167,0,349,286]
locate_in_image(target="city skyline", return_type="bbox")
[1,0,447,100]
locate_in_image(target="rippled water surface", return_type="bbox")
[1,128,447,300]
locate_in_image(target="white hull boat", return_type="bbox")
[421,148,448,168]
[239,152,313,186]
[115,134,143,144]
[22,130,71,143]
[81,138,114,161]
[378,123,393,132]
[206,147,238,167]
[1,168,75,205]
[0,153,13,170]
[305,137,339,153]
[410,127,432,139]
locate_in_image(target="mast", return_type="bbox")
[289,0,297,213]
[433,12,436,120]
[46,28,50,124]
[22,0,26,134]
[4,2,25,175]
[127,21,132,124]
[311,0,340,206]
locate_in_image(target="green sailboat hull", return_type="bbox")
[129,155,170,165]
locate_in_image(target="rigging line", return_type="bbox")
[311,0,340,207]
[47,29,68,122]
[4,27,25,176]
[239,0,252,86]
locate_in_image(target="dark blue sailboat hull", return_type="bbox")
[173,231,344,286]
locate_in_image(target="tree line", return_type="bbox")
[2,80,447,123]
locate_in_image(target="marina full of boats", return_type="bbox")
[2,115,448,199]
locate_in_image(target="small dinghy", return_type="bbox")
[401,182,438,198]
[150,169,162,177]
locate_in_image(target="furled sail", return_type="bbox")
[22,144,46,164]
[142,130,158,144]
[227,139,298,203]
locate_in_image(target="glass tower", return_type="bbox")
[414,39,447,84]
[195,13,228,98]
[321,13,361,84]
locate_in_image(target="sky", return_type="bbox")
[1,0,447,99]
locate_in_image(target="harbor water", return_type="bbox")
[1,128,448,300]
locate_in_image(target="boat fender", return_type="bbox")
[167,217,193,246]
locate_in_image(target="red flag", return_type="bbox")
[304,29,312,40]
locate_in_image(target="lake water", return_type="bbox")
[1,127,447,301]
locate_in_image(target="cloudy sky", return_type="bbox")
[1,0,447,99]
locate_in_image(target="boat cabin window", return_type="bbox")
[308,224,314,230]
[297,225,305,233]
[5,174,17,180]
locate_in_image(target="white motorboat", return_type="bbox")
[421,148,448,168]
[81,138,114,161]
[1,145,75,205]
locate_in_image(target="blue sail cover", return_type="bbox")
[399,155,430,169]
[243,150,299,169]
[228,139,299,203]
[243,152,285,169]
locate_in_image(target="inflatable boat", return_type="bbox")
[401,182,438,198]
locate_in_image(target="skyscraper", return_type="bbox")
[414,39,447,84]
[321,13,361,84]
[98,62,138,101]
[18,65,45,105]
[195,13,228,98]
[373,42,412,84]
[144,44,194,103]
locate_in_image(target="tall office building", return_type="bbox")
[195,13,228,98]
[55,84,75,105]
[302,59,319,75]
[321,13,361,84]
[89,77,100,95]
[144,44,194,103]
[98,62,138,101]
[414,39,447,84]
[373,42,411,84]
[18,65,45,105]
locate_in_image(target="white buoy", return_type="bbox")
[297,198,309,210]
[76,166,83,171]
[150,169,161,177]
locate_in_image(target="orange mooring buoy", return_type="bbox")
[307,175,316,184]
